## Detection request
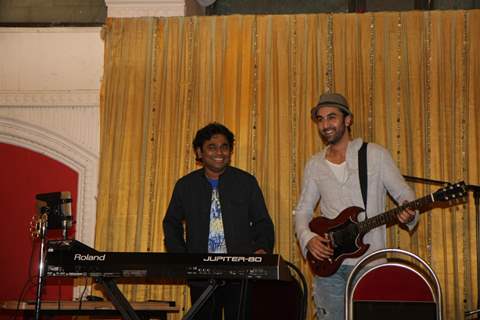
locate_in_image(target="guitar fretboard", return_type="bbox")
[357,194,434,234]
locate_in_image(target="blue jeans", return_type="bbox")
[313,265,354,320]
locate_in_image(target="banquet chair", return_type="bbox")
[345,248,442,320]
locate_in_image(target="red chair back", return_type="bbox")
[353,264,434,302]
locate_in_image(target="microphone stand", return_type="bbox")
[403,175,480,318]
[402,175,448,187]
[34,214,48,320]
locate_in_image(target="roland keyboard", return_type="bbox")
[46,240,291,281]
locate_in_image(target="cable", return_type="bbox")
[236,277,248,320]
[78,278,89,306]
[10,277,36,320]
[57,278,62,310]
[72,278,89,320]
[10,238,41,320]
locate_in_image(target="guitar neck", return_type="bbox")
[358,193,434,233]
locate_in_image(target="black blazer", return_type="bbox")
[163,166,275,254]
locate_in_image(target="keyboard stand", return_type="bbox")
[182,279,225,320]
[96,277,141,320]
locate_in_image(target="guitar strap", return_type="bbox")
[358,142,368,216]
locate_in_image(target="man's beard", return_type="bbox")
[320,124,346,145]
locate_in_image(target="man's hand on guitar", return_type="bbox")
[306,234,334,261]
[397,203,416,224]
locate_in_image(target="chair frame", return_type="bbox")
[344,248,442,320]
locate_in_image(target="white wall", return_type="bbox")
[0,27,103,247]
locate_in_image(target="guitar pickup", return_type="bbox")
[328,232,338,248]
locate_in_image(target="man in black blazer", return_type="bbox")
[163,122,275,320]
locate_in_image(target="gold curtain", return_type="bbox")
[97,11,480,319]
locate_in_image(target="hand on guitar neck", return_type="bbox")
[397,201,416,225]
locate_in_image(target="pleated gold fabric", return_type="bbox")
[97,11,480,319]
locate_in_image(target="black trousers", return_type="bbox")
[189,280,252,320]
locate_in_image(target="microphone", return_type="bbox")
[35,191,73,239]
[60,191,72,239]
[60,191,72,226]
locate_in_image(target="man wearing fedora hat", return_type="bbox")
[294,92,418,319]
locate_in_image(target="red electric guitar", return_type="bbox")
[307,181,466,277]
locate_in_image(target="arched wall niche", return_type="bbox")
[0,116,98,246]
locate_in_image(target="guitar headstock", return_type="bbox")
[433,181,467,202]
